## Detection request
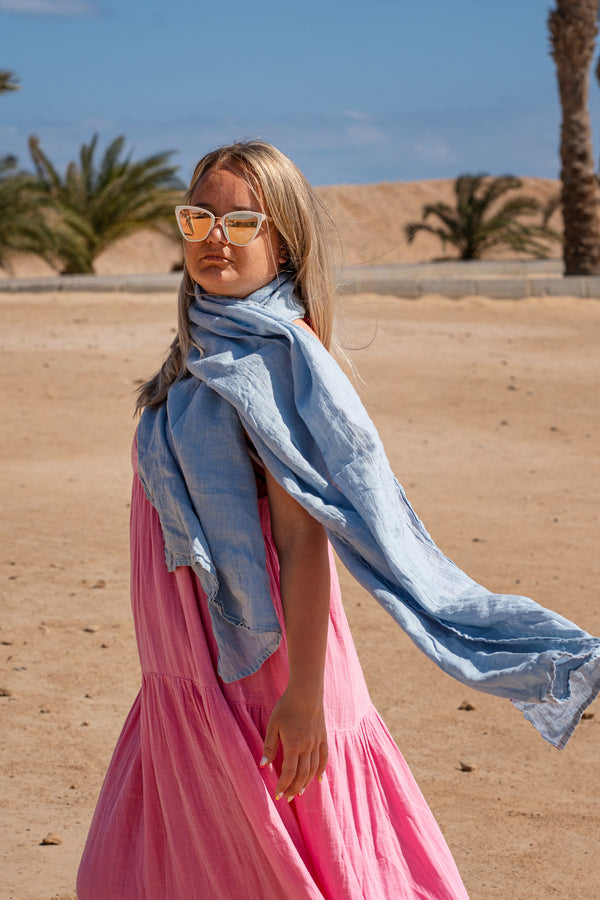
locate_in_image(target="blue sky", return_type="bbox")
[1,0,599,186]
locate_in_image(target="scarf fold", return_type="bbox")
[137,277,600,748]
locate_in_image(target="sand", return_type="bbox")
[1,287,599,900]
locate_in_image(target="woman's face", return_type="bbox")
[184,166,285,298]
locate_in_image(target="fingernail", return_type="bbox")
[318,775,324,783]
[287,795,295,803]
[299,788,306,796]
[275,792,283,801]
[259,756,269,768]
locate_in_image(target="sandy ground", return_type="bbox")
[1,288,599,900]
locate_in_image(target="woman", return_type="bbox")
[77,141,599,899]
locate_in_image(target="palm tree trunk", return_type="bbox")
[549,0,600,275]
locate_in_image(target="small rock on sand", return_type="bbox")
[40,833,62,845]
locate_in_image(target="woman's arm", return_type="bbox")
[260,466,330,802]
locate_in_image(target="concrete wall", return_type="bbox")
[2,259,600,299]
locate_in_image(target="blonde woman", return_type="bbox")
[78,141,599,899]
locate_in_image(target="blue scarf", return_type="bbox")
[137,277,600,749]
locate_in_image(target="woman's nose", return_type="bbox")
[206,218,227,244]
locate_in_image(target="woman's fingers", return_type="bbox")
[316,738,328,782]
[274,742,328,801]
[276,751,308,800]
[260,692,328,800]
[260,716,280,768]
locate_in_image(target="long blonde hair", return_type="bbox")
[136,141,337,412]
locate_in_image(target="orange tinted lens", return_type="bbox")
[224,212,260,245]
[179,208,212,241]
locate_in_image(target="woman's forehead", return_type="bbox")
[190,165,264,210]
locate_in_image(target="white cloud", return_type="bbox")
[0,0,95,15]
[412,138,457,164]
[343,111,386,146]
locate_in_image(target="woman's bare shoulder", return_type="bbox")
[293,317,318,339]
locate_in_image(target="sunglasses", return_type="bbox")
[175,205,269,246]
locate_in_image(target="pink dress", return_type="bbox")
[77,446,469,899]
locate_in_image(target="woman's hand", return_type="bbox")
[261,687,328,801]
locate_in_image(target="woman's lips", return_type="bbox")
[201,254,230,263]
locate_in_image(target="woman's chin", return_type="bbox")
[194,269,234,296]
[193,271,277,299]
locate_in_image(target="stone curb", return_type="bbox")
[342,259,564,280]
[0,273,182,293]
[1,263,600,299]
[340,274,600,299]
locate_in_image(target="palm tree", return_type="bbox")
[405,174,557,260]
[0,68,54,271]
[549,0,600,275]
[0,69,20,94]
[28,134,183,274]
[0,155,55,271]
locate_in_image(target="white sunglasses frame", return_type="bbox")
[175,205,269,246]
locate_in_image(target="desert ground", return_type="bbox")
[1,177,599,900]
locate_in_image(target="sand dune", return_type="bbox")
[0,177,562,280]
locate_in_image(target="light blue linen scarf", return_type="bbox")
[137,276,600,748]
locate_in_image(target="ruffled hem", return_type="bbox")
[78,671,468,900]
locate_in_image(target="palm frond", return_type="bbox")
[407,173,557,260]
[26,134,183,274]
[0,69,20,94]
[0,155,56,270]
[28,135,63,194]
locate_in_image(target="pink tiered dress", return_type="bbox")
[77,444,469,899]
